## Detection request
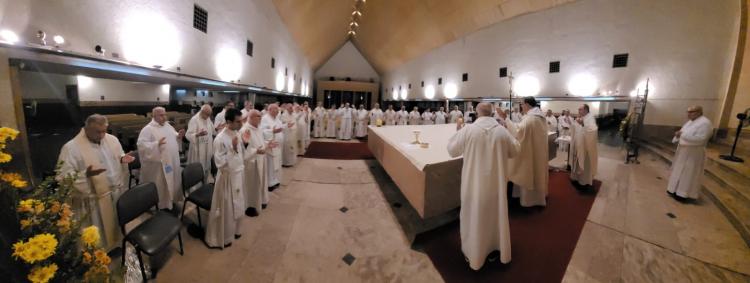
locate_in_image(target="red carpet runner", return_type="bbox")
[303,140,374,160]
[414,171,600,283]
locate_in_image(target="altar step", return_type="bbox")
[636,138,750,248]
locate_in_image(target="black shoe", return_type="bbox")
[667,190,675,196]
[487,250,500,262]
[245,207,259,217]
[262,204,267,209]
[223,243,232,248]
[234,234,242,239]
[673,195,689,202]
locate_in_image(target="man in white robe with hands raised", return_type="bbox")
[570,104,598,188]
[509,97,549,207]
[447,103,519,270]
[186,105,215,183]
[137,107,185,210]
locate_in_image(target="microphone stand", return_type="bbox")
[720,109,749,163]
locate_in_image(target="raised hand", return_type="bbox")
[86,165,107,177]
[121,151,136,164]
[178,129,186,138]
[232,136,239,152]
[197,129,208,136]
[158,137,167,146]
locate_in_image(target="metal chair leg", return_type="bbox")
[136,249,147,282]
[177,231,184,255]
[196,207,202,229]
[121,240,127,266]
[180,200,188,221]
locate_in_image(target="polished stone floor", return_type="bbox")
[153,139,750,283]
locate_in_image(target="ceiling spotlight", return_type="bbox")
[0,29,19,44]
[352,11,361,16]
[348,30,356,36]
[53,35,65,45]
[350,22,359,27]
[94,45,106,55]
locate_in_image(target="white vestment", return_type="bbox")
[384,109,397,125]
[447,117,519,270]
[435,111,447,124]
[214,110,227,131]
[338,108,354,140]
[397,110,409,125]
[58,129,127,250]
[304,110,312,147]
[137,120,182,210]
[355,109,369,137]
[546,116,558,132]
[260,114,284,187]
[509,108,549,207]
[422,112,434,125]
[570,114,598,186]
[313,107,326,138]
[369,109,384,126]
[408,111,421,125]
[206,129,245,248]
[294,111,307,155]
[326,109,338,138]
[186,114,215,183]
[240,108,253,120]
[464,111,476,123]
[667,116,712,199]
[449,110,463,123]
[557,115,572,151]
[280,111,298,166]
[511,112,523,123]
[240,123,268,211]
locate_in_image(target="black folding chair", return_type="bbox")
[128,151,141,189]
[117,182,184,281]
[180,163,214,229]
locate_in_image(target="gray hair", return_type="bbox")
[476,103,493,117]
[85,114,108,127]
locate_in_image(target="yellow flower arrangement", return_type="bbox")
[56,218,71,233]
[27,263,58,283]
[0,152,11,163]
[18,199,41,213]
[12,233,58,264]
[82,251,92,264]
[1,172,21,182]
[81,226,101,248]
[49,201,61,214]
[0,126,19,142]
[93,249,111,266]
[20,219,33,229]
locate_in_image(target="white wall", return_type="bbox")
[17,71,75,100]
[315,41,380,82]
[77,76,169,102]
[383,0,739,127]
[0,0,312,94]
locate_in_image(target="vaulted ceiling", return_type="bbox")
[272,0,576,74]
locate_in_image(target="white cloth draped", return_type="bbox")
[570,114,598,186]
[137,120,182,210]
[447,117,519,270]
[205,129,245,248]
[58,129,127,250]
[667,116,712,199]
[355,109,369,137]
[240,123,268,211]
[186,114,215,183]
[260,114,284,187]
[509,108,549,207]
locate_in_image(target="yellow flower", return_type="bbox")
[81,226,101,248]
[27,263,58,283]
[12,233,58,264]
[11,179,27,188]
[1,172,21,182]
[94,249,111,266]
[18,199,40,213]
[34,202,45,214]
[0,127,19,141]
[20,219,32,229]
[60,204,73,219]
[82,251,92,264]
[56,219,71,233]
[0,152,11,163]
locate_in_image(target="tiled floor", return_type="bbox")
[153,139,750,283]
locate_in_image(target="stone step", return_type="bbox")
[637,141,750,248]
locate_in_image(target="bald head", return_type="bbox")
[476,103,493,117]
[687,105,703,120]
[268,103,280,117]
[152,107,167,125]
[200,104,212,119]
[84,114,109,143]
[247,109,262,127]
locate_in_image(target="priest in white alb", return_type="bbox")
[260,104,286,190]
[435,107,447,124]
[338,103,354,140]
[137,107,185,210]
[397,106,409,125]
[447,103,519,270]
[241,110,275,216]
[509,97,549,207]
[449,105,463,123]
[58,114,135,251]
[667,106,712,201]
[313,102,326,138]
[186,105,216,183]
[206,108,245,249]
[355,104,369,138]
[384,105,397,126]
[408,107,421,125]
[294,105,307,155]
[214,101,235,132]
[545,109,558,133]
[369,103,384,126]
[570,104,598,188]
[280,104,298,166]
[464,104,476,123]
[422,108,435,125]
[326,105,338,138]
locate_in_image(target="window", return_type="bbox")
[438,78,442,85]
[246,40,253,57]
[421,81,424,87]
[193,5,208,33]
[408,83,411,89]
[549,61,560,73]
[462,73,468,82]
[613,53,629,68]
[499,67,508,78]
[271,57,275,69]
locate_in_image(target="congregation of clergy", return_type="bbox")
[55,94,712,270]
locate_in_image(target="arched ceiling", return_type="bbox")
[272,0,576,74]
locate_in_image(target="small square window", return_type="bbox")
[499,67,508,78]
[438,78,442,85]
[271,57,275,69]
[462,73,468,82]
[549,61,560,73]
[421,81,424,87]
[408,84,411,89]
[246,40,253,57]
[613,53,629,68]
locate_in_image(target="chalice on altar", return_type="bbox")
[411,130,422,144]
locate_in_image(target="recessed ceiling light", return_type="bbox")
[352,11,361,16]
